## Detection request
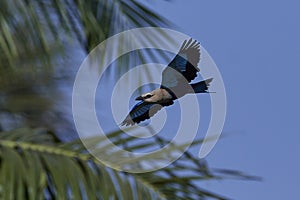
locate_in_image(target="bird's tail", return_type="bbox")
[190,78,213,93]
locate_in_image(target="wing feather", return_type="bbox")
[161,39,200,88]
[121,101,173,126]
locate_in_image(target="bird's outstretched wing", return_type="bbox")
[161,38,200,88]
[121,101,173,126]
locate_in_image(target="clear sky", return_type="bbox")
[143,0,300,199]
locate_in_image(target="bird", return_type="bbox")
[120,38,213,126]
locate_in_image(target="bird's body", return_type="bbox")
[121,39,213,126]
[141,88,173,103]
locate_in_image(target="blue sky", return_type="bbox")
[144,0,300,199]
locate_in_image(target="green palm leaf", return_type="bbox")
[0,128,164,200]
[0,0,174,131]
[0,0,171,66]
[0,127,259,200]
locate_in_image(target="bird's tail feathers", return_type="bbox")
[190,78,213,93]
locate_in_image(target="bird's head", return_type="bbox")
[135,92,154,101]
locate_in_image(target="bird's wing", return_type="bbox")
[161,38,200,88]
[120,101,173,126]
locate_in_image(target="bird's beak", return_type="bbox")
[135,96,143,101]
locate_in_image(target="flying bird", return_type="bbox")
[121,38,213,126]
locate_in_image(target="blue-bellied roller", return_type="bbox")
[121,39,213,126]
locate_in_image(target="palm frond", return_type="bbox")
[0,0,174,131]
[0,0,172,67]
[0,128,166,200]
[0,127,259,199]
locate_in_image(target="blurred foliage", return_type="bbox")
[0,0,171,132]
[0,0,171,66]
[0,127,259,200]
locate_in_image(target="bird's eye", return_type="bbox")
[146,94,152,98]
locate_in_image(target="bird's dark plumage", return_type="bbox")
[121,101,173,126]
[121,38,212,126]
[191,78,213,93]
[161,38,200,89]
